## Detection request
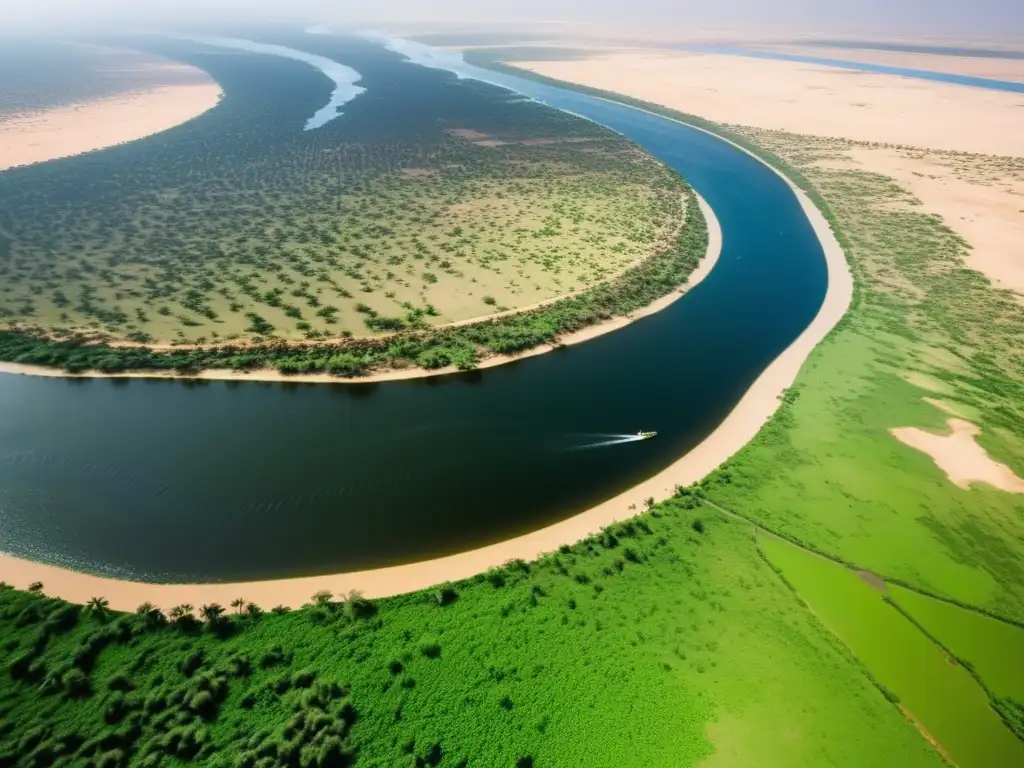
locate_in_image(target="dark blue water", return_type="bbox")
[684,44,1024,93]
[0,41,827,583]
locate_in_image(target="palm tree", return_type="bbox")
[28,582,44,594]
[245,602,262,620]
[136,602,165,628]
[200,603,225,624]
[86,597,109,621]
[230,598,247,614]
[311,590,332,607]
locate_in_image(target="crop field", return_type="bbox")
[0,508,942,767]
[759,533,1024,768]
[888,585,1024,736]
[0,40,682,349]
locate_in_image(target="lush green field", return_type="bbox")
[0,510,942,767]
[759,533,1024,768]
[889,585,1024,737]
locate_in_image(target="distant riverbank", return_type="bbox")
[0,60,221,171]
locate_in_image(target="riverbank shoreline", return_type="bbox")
[0,111,851,610]
[0,195,718,387]
[0,76,222,172]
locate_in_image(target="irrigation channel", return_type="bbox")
[0,36,828,583]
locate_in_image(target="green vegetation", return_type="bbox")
[0,510,943,767]
[0,189,704,377]
[759,533,1024,767]
[889,585,1024,738]
[0,39,697,380]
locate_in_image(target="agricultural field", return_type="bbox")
[888,585,1024,735]
[0,39,683,350]
[0,507,942,767]
[759,533,1024,768]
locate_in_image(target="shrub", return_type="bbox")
[181,649,204,678]
[63,668,90,699]
[434,585,458,606]
[419,637,441,659]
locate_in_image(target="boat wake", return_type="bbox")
[572,434,648,451]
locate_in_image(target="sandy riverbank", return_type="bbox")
[0,131,852,611]
[514,50,1024,156]
[755,45,1024,83]
[0,194,718,386]
[517,49,1024,297]
[0,61,221,171]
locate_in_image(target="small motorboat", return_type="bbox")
[637,431,657,440]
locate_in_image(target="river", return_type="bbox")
[0,36,827,583]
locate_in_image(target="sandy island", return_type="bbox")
[0,53,221,172]
[0,124,853,610]
[0,193,718,386]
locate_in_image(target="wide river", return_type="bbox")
[0,39,827,583]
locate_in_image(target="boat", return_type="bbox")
[637,431,657,440]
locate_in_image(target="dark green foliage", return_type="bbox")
[0,503,704,766]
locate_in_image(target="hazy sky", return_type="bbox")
[2,0,1022,40]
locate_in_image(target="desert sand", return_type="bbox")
[517,50,1024,296]
[515,51,1024,156]
[0,132,852,611]
[891,419,1024,492]
[0,63,221,171]
[757,45,1024,83]
[816,145,1024,295]
[0,194,719,386]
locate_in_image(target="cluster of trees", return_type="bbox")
[0,484,717,766]
[0,188,706,377]
[0,32,682,353]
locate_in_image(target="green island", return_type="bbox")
[0,43,701,378]
[2,43,1024,768]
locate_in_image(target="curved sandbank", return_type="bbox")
[0,193,714,386]
[0,68,222,172]
[185,36,364,129]
[0,117,852,610]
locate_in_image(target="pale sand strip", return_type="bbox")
[0,80,222,172]
[0,194,718,386]
[0,116,853,610]
[891,418,1024,493]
